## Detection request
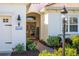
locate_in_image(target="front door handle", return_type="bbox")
[5,42,12,44]
[5,24,12,26]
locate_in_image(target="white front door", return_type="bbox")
[0,16,12,51]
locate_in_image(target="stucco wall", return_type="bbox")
[40,13,48,41]
[48,11,79,38]
[48,13,62,36]
[0,3,26,50]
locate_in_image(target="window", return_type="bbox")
[27,16,36,20]
[65,18,68,32]
[70,17,78,32]
[65,16,78,32]
[3,18,9,23]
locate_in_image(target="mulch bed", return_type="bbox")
[11,50,40,56]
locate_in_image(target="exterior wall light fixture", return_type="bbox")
[17,14,21,26]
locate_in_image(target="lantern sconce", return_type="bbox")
[17,14,21,26]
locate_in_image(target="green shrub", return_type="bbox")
[26,39,37,51]
[15,43,24,52]
[26,39,33,46]
[47,36,61,47]
[52,47,76,56]
[27,42,37,50]
[65,38,72,45]
[39,48,77,56]
[39,50,52,56]
[71,35,79,47]
[65,48,76,56]
[52,48,62,56]
[26,39,33,50]
[65,44,74,48]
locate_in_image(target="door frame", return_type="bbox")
[26,12,41,40]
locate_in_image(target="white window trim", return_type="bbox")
[65,14,79,34]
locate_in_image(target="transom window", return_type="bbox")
[27,16,36,20]
[65,16,78,32]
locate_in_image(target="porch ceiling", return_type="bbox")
[27,3,79,13]
[27,3,55,13]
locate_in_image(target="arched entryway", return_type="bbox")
[26,12,41,40]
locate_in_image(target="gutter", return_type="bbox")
[46,7,79,11]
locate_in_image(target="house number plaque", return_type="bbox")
[15,26,22,30]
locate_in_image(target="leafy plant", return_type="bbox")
[52,47,76,56]
[39,48,77,56]
[65,38,72,45]
[15,43,24,52]
[26,39,33,45]
[65,38,73,48]
[52,48,62,56]
[71,35,79,47]
[26,39,37,51]
[47,36,61,47]
[39,50,52,56]
[27,42,37,50]
[65,44,74,48]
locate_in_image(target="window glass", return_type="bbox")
[6,19,8,22]
[3,18,8,23]
[64,16,78,32]
[69,17,78,32]
[3,19,5,22]
[27,16,36,20]
[65,18,68,32]
[70,17,78,24]
[70,25,78,32]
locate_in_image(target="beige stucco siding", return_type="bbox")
[40,13,48,41]
[40,8,79,41]
[45,9,79,39]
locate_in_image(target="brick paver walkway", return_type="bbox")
[34,40,52,52]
